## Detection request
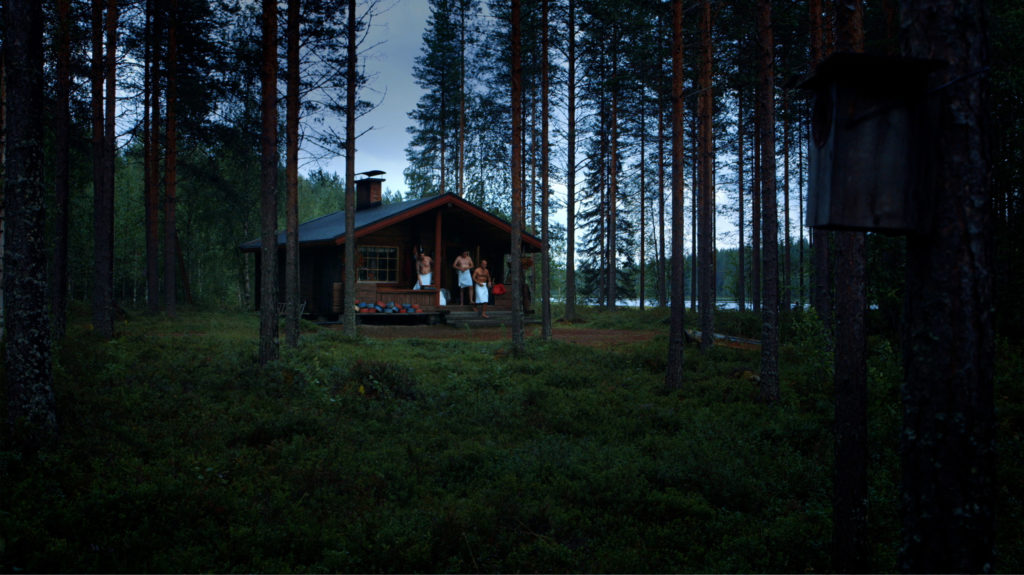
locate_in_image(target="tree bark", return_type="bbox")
[782,96,792,313]
[104,0,118,317]
[343,0,358,338]
[540,0,551,340]
[810,0,833,331]
[900,0,994,570]
[164,0,178,318]
[665,0,686,390]
[639,97,647,311]
[4,0,56,452]
[510,0,525,354]
[752,111,761,315]
[457,0,467,197]
[607,88,619,309]
[52,0,72,339]
[690,109,697,313]
[737,92,746,311]
[91,0,113,339]
[798,116,805,306]
[698,0,714,350]
[657,106,667,308]
[258,0,279,365]
[285,0,301,347]
[564,0,577,322]
[832,1,868,570]
[146,0,162,314]
[757,0,779,403]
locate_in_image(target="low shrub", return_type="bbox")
[1,310,1020,572]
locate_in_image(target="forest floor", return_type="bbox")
[3,307,1021,573]
[354,323,661,348]
[353,322,762,351]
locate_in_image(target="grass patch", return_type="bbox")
[1,309,1021,572]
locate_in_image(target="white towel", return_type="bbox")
[414,272,432,290]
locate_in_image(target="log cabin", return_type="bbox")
[239,173,541,322]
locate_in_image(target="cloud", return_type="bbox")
[321,0,429,194]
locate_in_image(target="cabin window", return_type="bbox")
[357,246,398,282]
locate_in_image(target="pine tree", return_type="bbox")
[756,0,779,403]
[406,0,479,197]
[258,0,279,366]
[4,0,57,451]
[285,0,301,346]
[697,0,714,350]
[900,0,995,569]
[831,1,868,570]
[510,0,525,354]
[665,0,686,390]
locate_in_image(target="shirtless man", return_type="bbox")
[452,251,474,305]
[472,259,492,318]
[414,248,433,289]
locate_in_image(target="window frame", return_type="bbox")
[357,245,399,283]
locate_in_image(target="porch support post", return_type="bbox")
[434,208,443,306]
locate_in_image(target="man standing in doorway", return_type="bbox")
[453,250,474,305]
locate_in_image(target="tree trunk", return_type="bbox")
[810,0,833,331]
[639,97,647,311]
[530,95,538,233]
[146,0,162,314]
[752,110,761,313]
[690,109,697,313]
[564,0,577,322]
[665,0,686,390]
[698,0,714,351]
[657,106,667,308]
[540,0,551,340]
[4,0,56,452]
[440,81,447,196]
[798,116,805,306]
[457,1,466,197]
[343,0,358,338]
[104,0,118,317]
[737,92,746,311]
[510,0,525,354]
[782,95,792,313]
[0,29,5,341]
[832,2,868,570]
[757,0,779,403]
[607,89,619,309]
[164,0,178,318]
[285,0,301,347]
[91,0,113,339]
[258,0,279,365]
[900,0,994,570]
[52,0,72,339]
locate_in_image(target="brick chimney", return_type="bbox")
[355,170,385,211]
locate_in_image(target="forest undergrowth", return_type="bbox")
[1,306,1022,572]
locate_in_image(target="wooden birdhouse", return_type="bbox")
[802,53,942,233]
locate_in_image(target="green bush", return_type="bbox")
[1,310,1021,572]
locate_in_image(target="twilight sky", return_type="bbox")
[318,0,430,196]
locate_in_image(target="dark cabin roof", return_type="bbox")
[239,192,541,251]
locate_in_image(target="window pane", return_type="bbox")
[358,246,398,283]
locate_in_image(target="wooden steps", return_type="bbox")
[444,309,538,329]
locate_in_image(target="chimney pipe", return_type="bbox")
[355,170,385,211]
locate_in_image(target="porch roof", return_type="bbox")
[239,192,541,252]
